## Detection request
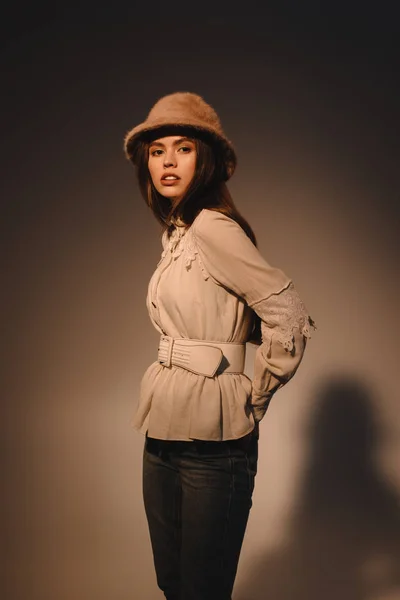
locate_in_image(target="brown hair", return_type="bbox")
[133,128,262,345]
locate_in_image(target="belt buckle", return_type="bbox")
[159,335,174,368]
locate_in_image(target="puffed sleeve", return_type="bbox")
[192,209,315,422]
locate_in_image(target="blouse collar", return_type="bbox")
[170,215,187,227]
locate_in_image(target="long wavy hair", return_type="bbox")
[133,127,262,345]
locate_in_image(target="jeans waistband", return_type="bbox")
[145,431,257,457]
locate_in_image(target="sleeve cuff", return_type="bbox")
[252,406,267,422]
[250,391,275,422]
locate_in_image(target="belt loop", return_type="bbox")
[165,335,174,368]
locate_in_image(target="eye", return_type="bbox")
[178,145,192,153]
[150,149,163,156]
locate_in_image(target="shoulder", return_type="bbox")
[193,209,243,241]
[195,208,237,226]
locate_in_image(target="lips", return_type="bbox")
[161,173,181,186]
[161,174,180,181]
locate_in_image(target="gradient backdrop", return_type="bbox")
[1,5,399,600]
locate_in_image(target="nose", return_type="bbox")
[163,148,177,168]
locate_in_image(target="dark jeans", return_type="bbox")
[142,431,258,600]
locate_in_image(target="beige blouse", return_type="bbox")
[132,208,314,441]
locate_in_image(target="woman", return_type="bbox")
[124,92,315,600]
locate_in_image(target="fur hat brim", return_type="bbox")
[123,92,237,181]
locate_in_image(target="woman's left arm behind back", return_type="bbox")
[192,209,316,422]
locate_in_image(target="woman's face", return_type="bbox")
[148,135,197,202]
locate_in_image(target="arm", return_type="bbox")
[249,283,313,420]
[193,209,315,422]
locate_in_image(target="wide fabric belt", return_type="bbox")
[157,335,246,378]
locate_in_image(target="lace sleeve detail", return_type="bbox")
[252,282,316,354]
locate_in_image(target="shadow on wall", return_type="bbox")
[237,375,400,600]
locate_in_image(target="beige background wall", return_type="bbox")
[2,8,399,600]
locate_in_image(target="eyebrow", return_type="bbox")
[149,137,194,148]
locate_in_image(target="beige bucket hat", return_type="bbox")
[123,92,237,180]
